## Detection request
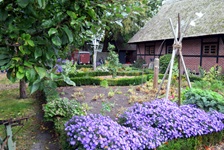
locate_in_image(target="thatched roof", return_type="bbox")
[128,0,224,43]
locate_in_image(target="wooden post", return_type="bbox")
[153,58,159,89]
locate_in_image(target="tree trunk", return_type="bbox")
[102,36,109,52]
[102,30,113,52]
[19,79,27,99]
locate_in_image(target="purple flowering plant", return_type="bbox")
[65,114,162,150]
[65,99,224,149]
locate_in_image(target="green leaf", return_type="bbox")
[34,49,42,59]
[115,21,123,27]
[48,28,58,36]
[27,39,35,47]
[18,66,25,73]
[62,26,73,43]
[41,19,53,28]
[29,83,40,94]
[0,10,8,21]
[24,61,33,68]
[21,33,31,40]
[35,66,46,79]
[87,9,95,18]
[19,46,25,55]
[17,0,30,8]
[52,36,62,46]
[37,0,47,9]
[66,11,77,19]
[0,59,10,66]
[0,54,9,60]
[126,7,131,13]
[26,68,36,81]
[12,57,21,62]
[16,71,24,80]
[7,69,17,83]
[62,74,75,86]
[97,4,106,9]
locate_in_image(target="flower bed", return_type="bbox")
[65,99,224,149]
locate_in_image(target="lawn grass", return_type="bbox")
[0,86,39,149]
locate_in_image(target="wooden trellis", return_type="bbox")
[156,14,192,105]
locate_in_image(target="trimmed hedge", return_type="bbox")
[69,71,146,78]
[69,71,110,78]
[158,130,224,150]
[56,75,148,87]
[107,75,147,86]
[76,65,92,69]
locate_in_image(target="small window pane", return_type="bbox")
[203,44,217,55]
[167,46,173,54]
[150,47,155,54]
[204,45,210,53]
[210,45,216,54]
[145,46,155,55]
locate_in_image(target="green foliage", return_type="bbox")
[203,65,222,81]
[159,54,177,74]
[43,97,86,121]
[132,57,146,68]
[158,131,224,150]
[76,65,92,69]
[69,71,108,78]
[100,80,108,88]
[0,0,162,97]
[107,88,115,98]
[43,80,59,102]
[107,75,148,86]
[61,60,76,76]
[189,75,202,82]
[183,88,224,113]
[106,50,122,78]
[100,101,115,115]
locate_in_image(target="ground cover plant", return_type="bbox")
[64,99,224,150]
[183,88,224,113]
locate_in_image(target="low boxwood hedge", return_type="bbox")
[56,75,148,86]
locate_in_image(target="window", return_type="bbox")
[167,45,173,54]
[145,45,155,55]
[203,44,217,55]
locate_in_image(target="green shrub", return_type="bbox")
[106,50,122,78]
[158,130,224,150]
[132,57,146,68]
[117,71,142,76]
[72,77,102,86]
[159,54,177,74]
[107,75,147,86]
[43,97,86,121]
[69,71,110,78]
[203,65,222,81]
[57,74,149,86]
[76,65,92,69]
[100,80,108,88]
[189,75,202,82]
[183,88,224,113]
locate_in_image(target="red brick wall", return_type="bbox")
[136,36,224,72]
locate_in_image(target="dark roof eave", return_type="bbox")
[128,32,224,44]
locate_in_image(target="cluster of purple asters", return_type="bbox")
[65,99,224,149]
[55,58,66,73]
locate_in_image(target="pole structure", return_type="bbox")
[165,49,177,99]
[153,58,159,89]
[178,13,181,106]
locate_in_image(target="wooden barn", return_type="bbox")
[128,0,224,73]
